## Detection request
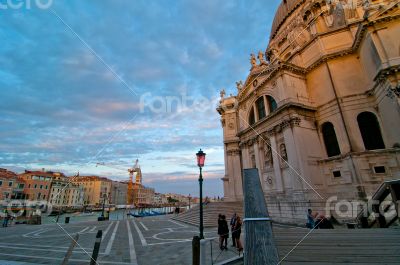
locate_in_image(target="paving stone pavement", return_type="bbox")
[0,215,241,265]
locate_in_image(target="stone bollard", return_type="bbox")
[200,239,207,265]
[192,236,200,265]
[90,230,102,265]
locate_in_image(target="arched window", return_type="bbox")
[249,108,255,125]
[256,97,266,120]
[357,112,385,150]
[321,122,341,157]
[267,96,278,113]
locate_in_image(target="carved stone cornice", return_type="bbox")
[239,135,260,148]
[247,137,256,147]
[257,135,265,148]
[265,117,302,136]
[227,149,241,156]
[374,64,400,83]
[224,137,239,142]
[237,102,315,137]
[386,84,400,99]
[237,65,279,102]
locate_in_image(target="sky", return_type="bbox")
[0,0,281,197]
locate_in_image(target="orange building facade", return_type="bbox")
[19,171,53,201]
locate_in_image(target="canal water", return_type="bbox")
[41,206,186,224]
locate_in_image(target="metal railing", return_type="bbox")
[193,227,244,265]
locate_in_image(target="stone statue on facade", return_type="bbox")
[264,140,273,168]
[220,89,226,100]
[344,0,358,20]
[258,51,266,65]
[362,0,371,10]
[324,4,335,27]
[324,0,346,28]
[334,1,346,26]
[280,143,288,162]
[287,19,310,49]
[250,53,257,67]
[251,154,256,168]
[236,80,244,92]
[267,48,281,63]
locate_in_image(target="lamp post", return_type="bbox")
[196,149,206,239]
[101,193,107,218]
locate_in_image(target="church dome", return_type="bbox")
[270,0,305,40]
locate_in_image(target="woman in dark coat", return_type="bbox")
[217,214,223,249]
[219,215,229,250]
[234,216,243,252]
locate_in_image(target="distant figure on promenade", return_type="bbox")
[2,210,9,227]
[306,209,316,229]
[218,215,229,250]
[230,213,237,247]
[233,215,243,252]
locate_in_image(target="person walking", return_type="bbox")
[306,209,316,229]
[230,213,237,247]
[220,215,229,250]
[217,214,223,250]
[234,215,243,252]
[2,210,9,228]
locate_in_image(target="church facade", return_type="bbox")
[217,0,400,224]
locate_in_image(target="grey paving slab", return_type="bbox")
[0,261,39,265]
[0,215,235,265]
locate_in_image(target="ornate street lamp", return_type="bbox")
[196,149,206,239]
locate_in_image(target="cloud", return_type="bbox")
[0,0,282,196]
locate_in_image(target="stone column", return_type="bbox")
[270,135,284,192]
[232,151,243,200]
[241,145,250,169]
[282,124,304,191]
[253,138,264,191]
[225,146,244,202]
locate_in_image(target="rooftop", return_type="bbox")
[270,0,304,40]
[72,176,112,182]
[0,168,17,179]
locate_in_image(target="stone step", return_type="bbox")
[172,201,244,227]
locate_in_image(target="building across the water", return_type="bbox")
[154,192,169,205]
[19,170,54,201]
[110,181,128,206]
[0,168,25,200]
[72,176,112,206]
[133,183,155,207]
[48,172,84,208]
[217,0,400,224]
